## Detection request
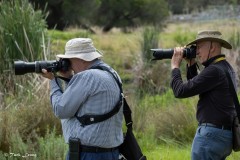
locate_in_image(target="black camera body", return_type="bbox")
[14,59,70,75]
[151,45,196,60]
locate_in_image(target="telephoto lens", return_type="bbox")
[14,61,56,75]
[14,59,70,75]
[151,45,196,60]
[14,61,36,75]
[151,48,174,60]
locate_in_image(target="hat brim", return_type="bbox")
[186,37,232,49]
[56,51,102,61]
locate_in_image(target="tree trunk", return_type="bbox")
[102,22,114,32]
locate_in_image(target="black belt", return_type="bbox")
[199,123,232,131]
[80,145,118,153]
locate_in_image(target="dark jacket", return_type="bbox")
[171,55,237,126]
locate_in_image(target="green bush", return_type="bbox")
[0,128,67,160]
[141,27,159,66]
[0,0,47,61]
[38,128,67,160]
[0,0,47,92]
[154,104,197,144]
[173,30,195,46]
[132,90,198,144]
[134,27,167,98]
[0,76,61,153]
[228,29,240,49]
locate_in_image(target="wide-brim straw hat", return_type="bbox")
[57,38,102,61]
[186,30,232,49]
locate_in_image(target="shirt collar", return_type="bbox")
[87,59,103,69]
[202,54,225,67]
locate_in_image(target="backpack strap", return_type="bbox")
[75,100,123,127]
[213,64,240,121]
[75,65,123,127]
[92,66,133,129]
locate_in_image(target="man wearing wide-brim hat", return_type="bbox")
[170,30,237,159]
[42,38,124,160]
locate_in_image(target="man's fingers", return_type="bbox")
[42,69,47,73]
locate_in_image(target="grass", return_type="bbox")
[3,139,239,160]
[145,144,191,160]
[144,144,240,160]
[160,19,240,48]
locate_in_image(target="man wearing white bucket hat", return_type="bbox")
[42,38,123,160]
[170,30,237,159]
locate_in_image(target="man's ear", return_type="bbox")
[210,42,218,52]
[210,42,214,51]
[211,42,221,53]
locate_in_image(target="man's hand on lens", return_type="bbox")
[41,69,73,80]
[171,47,184,69]
[41,69,55,80]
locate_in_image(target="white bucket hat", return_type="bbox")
[57,38,103,61]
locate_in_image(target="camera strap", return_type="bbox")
[213,62,240,121]
[52,72,71,93]
[89,66,133,128]
[55,75,71,82]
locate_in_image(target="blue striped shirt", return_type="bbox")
[50,59,124,148]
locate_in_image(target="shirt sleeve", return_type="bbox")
[186,63,198,80]
[171,65,223,98]
[50,72,93,119]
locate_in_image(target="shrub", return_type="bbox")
[173,29,195,46]
[141,27,160,66]
[0,76,61,153]
[134,27,166,98]
[37,128,67,160]
[0,0,47,92]
[228,30,240,49]
[153,103,197,144]
[132,90,198,144]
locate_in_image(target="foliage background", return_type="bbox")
[27,0,240,31]
[0,0,240,160]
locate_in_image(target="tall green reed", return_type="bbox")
[228,30,240,49]
[134,27,161,98]
[141,27,160,67]
[37,128,67,160]
[0,0,58,156]
[0,0,47,92]
[133,89,198,144]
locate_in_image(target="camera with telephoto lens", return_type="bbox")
[151,45,196,60]
[14,59,70,75]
